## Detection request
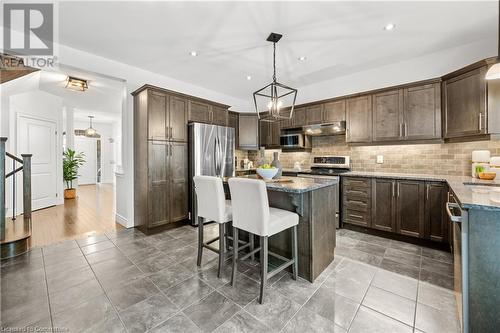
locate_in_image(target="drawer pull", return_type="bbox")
[347,189,367,195]
[348,213,364,219]
[348,199,367,206]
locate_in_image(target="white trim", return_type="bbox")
[115,212,131,228]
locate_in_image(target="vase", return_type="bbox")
[271,152,282,178]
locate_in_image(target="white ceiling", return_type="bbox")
[38,66,124,123]
[59,1,498,107]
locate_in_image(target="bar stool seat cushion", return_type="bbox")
[268,208,299,236]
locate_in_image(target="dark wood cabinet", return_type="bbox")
[239,115,259,150]
[444,66,487,138]
[148,91,168,140]
[404,83,441,140]
[169,142,188,222]
[396,180,425,238]
[280,108,294,129]
[424,182,448,242]
[346,95,372,143]
[212,106,228,126]
[293,107,306,127]
[372,90,404,142]
[343,176,448,244]
[188,101,211,124]
[306,105,324,125]
[372,178,396,232]
[323,100,346,122]
[133,85,198,228]
[169,96,188,142]
[228,112,239,148]
[259,120,280,148]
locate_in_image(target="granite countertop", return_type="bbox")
[341,171,500,210]
[235,167,312,174]
[227,175,338,194]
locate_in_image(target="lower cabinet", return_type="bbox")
[342,176,448,243]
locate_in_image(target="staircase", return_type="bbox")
[0,137,33,259]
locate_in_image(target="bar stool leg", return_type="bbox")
[218,223,225,278]
[231,227,239,286]
[292,226,298,280]
[249,234,255,261]
[197,217,204,267]
[259,236,268,304]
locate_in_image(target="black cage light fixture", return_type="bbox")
[253,33,297,122]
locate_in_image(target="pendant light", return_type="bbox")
[486,0,500,80]
[253,33,297,122]
[85,116,98,137]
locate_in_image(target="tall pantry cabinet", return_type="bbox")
[133,85,189,228]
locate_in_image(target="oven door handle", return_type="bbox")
[446,202,463,223]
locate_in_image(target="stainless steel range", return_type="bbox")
[298,156,350,228]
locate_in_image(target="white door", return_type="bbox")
[18,116,58,211]
[74,136,97,185]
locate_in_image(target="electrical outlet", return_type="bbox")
[376,155,384,164]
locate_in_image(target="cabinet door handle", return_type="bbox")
[479,113,483,132]
[397,182,400,197]
[349,199,367,206]
[392,181,395,197]
[404,123,407,137]
[349,213,364,219]
[399,123,403,137]
[426,184,430,200]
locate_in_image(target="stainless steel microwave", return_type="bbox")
[280,133,306,148]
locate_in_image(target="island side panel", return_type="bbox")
[467,209,500,332]
[267,190,312,281]
[310,184,336,280]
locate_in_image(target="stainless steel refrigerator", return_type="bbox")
[188,122,235,225]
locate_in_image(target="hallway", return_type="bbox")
[30,184,122,247]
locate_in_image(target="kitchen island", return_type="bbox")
[225,176,338,282]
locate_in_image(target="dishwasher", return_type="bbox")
[446,191,469,333]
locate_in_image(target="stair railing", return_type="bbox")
[0,137,32,241]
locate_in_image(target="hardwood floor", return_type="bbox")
[30,184,123,247]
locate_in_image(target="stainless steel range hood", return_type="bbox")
[303,121,346,136]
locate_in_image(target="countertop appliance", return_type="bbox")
[446,192,469,333]
[188,122,235,226]
[298,156,351,228]
[471,150,490,178]
[303,121,346,136]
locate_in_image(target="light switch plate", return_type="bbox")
[376,155,384,164]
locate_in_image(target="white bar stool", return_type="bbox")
[228,177,299,304]
[193,175,252,278]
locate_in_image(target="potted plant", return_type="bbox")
[63,148,85,199]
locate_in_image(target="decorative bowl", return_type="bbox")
[256,167,278,180]
[478,172,497,180]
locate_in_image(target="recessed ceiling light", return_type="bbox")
[246,75,252,80]
[298,56,307,61]
[384,23,395,31]
[189,51,198,57]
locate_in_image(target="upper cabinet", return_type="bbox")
[443,66,487,138]
[346,95,372,143]
[372,89,404,142]
[403,83,441,140]
[306,105,324,125]
[169,96,188,142]
[187,100,229,126]
[227,112,239,148]
[293,107,307,127]
[323,100,346,122]
[259,119,280,148]
[239,114,259,150]
[145,90,188,142]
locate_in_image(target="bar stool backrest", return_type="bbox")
[193,175,226,222]
[228,178,270,236]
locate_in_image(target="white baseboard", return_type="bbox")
[115,212,132,228]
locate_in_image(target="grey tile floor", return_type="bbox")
[0,225,460,333]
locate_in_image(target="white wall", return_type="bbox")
[74,120,117,184]
[5,90,64,216]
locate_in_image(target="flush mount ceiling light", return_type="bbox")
[298,56,307,61]
[85,116,98,137]
[384,23,395,31]
[246,75,252,80]
[66,76,88,91]
[253,32,297,122]
[189,50,198,57]
[486,1,500,80]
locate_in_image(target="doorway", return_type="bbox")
[74,136,98,185]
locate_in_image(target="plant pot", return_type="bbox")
[64,188,76,199]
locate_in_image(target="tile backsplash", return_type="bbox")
[244,135,500,176]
